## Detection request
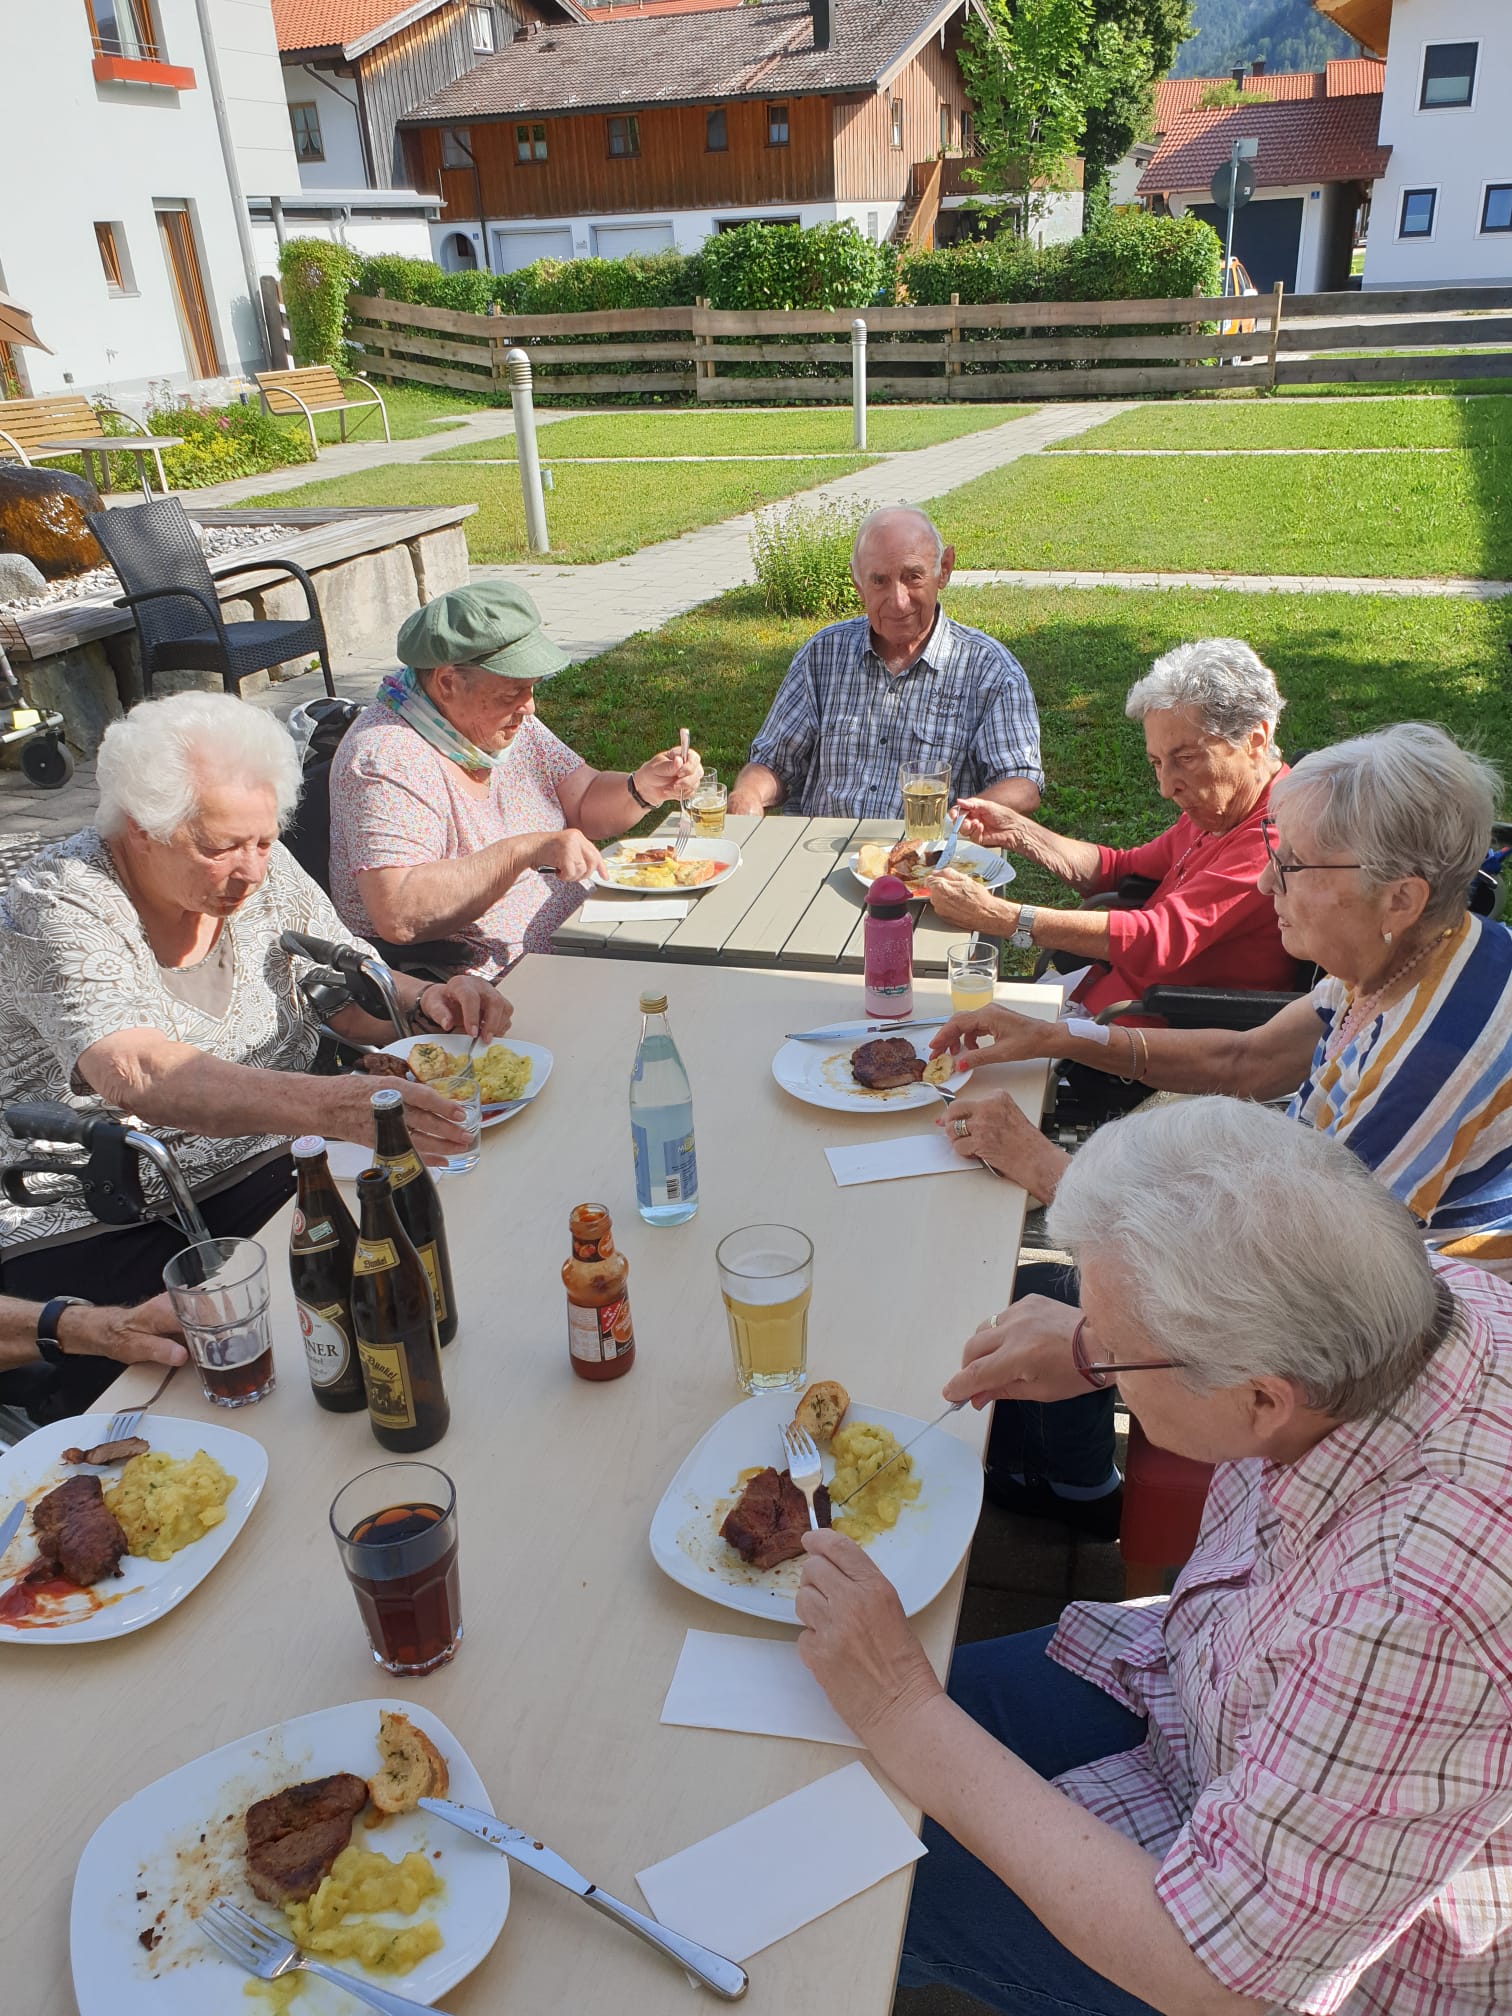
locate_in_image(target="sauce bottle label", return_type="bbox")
[357,1341,417,1428]
[297,1299,352,1386]
[376,1151,424,1191]
[415,1241,448,1324]
[568,1296,634,1363]
[353,1238,399,1276]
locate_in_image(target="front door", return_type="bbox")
[155,202,220,378]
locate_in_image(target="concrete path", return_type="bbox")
[952,567,1512,598]
[1051,445,1459,456]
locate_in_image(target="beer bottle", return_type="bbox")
[562,1203,635,1383]
[370,1087,459,1346]
[350,1168,450,1453]
[289,1135,365,1413]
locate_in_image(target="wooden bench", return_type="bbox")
[255,367,390,454]
[0,394,182,502]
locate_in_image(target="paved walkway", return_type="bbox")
[1052,445,1459,456]
[952,567,1512,598]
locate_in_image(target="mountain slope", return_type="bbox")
[1171,0,1357,77]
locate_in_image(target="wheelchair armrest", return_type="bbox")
[1123,985,1302,1031]
[1114,874,1160,906]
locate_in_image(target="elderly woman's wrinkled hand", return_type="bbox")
[636,744,704,806]
[795,1529,942,1745]
[951,796,1033,852]
[533,829,603,884]
[328,1075,474,1163]
[943,1294,1087,1411]
[420,976,514,1041]
[925,867,1011,934]
[929,1005,1052,1070]
[935,1091,1067,1202]
[67,1294,190,1369]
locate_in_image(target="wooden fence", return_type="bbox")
[347,284,1512,405]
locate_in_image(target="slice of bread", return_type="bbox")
[794,1379,849,1446]
[368,1710,450,1816]
[923,1052,955,1086]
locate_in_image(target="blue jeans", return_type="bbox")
[987,1263,1118,1495]
[899,1627,1157,2015]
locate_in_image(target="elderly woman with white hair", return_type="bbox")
[798,1098,1512,2014]
[927,637,1296,1028]
[0,692,508,1413]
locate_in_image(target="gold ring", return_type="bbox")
[953,1117,968,1138]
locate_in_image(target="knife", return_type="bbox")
[830,1401,965,1507]
[932,808,966,875]
[784,1017,948,1043]
[0,1499,25,1559]
[418,1798,748,2000]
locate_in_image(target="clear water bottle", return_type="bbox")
[630,990,699,1227]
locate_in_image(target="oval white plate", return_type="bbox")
[591,835,741,893]
[70,1698,509,2015]
[649,1391,984,1626]
[848,838,1015,895]
[328,1034,554,1183]
[771,1027,969,1114]
[0,1411,266,1646]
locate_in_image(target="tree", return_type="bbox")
[959,0,1095,226]
[1079,0,1191,198]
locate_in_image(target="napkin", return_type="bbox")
[661,1630,862,1747]
[826,1133,985,1186]
[578,897,692,923]
[636,1761,925,1962]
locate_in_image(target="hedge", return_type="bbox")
[279,238,361,366]
[897,212,1222,307]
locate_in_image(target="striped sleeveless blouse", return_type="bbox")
[1289,911,1512,1269]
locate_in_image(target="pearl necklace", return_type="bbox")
[1325,928,1452,1061]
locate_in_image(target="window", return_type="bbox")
[961,109,973,153]
[515,121,547,162]
[1399,187,1436,238]
[469,4,494,51]
[1419,42,1476,108]
[289,101,324,162]
[607,115,640,157]
[767,102,789,146]
[85,0,158,60]
[94,220,133,292]
[939,104,951,153]
[441,126,472,168]
[890,98,903,150]
[706,106,727,152]
[1483,185,1512,234]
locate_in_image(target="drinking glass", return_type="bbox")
[162,1237,276,1408]
[716,1224,813,1395]
[899,762,950,847]
[435,1069,483,1176]
[330,1460,462,1675]
[690,774,728,837]
[948,941,997,1014]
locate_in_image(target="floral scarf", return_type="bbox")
[378,665,510,772]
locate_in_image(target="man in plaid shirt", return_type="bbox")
[728,506,1043,819]
[793,1098,1512,2016]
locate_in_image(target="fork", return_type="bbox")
[198,1899,431,2014]
[780,1421,824,1530]
[105,1361,180,1444]
[672,726,693,859]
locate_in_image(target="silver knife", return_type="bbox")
[831,1401,965,1507]
[418,1798,748,2000]
[932,808,967,875]
[784,1017,948,1043]
[0,1499,25,1558]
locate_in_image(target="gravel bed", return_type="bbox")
[1,523,299,615]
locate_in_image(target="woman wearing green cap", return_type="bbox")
[329,583,701,974]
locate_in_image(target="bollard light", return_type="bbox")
[505,346,550,555]
[851,318,867,452]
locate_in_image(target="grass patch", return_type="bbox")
[1046,396,1512,452]
[242,455,877,564]
[929,448,1512,578]
[427,406,1037,462]
[301,381,504,447]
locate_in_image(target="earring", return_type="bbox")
[1383,928,1393,945]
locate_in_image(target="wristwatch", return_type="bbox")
[626,772,655,812]
[1010,905,1038,950]
[36,1296,90,1365]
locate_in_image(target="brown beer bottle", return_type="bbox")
[350,1168,450,1452]
[289,1135,365,1413]
[370,1087,459,1346]
[562,1203,636,1383]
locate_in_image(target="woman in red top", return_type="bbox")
[926,638,1294,1017]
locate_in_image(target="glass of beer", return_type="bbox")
[330,1460,462,1675]
[716,1224,813,1395]
[948,940,997,1013]
[899,763,950,847]
[690,774,727,837]
[162,1237,276,1407]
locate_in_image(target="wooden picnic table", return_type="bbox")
[6,958,1060,2016]
[552,813,993,975]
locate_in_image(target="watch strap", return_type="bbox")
[37,1296,89,1365]
[626,772,655,812]
[1011,905,1038,950]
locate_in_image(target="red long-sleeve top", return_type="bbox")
[1075,772,1295,1018]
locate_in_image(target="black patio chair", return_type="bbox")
[87,496,335,700]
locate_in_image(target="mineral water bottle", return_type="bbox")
[630,991,699,1226]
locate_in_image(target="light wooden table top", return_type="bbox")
[8,959,1059,2016]
[552,814,992,976]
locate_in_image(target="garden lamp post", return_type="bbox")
[506,347,551,556]
[851,318,867,451]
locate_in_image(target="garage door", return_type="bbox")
[491,226,574,273]
[593,221,675,258]
[1188,198,1303,295]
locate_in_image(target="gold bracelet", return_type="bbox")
[1117,1025,1141,1084]
[1134,1027,1151,1079]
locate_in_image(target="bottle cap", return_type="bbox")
[291,1135,327,1157]
[639,991,668,1014]
[370,1087,403,1108]
[866,873,912,912]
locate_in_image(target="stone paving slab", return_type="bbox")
[953,567,1512,599]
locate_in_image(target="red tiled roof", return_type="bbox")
[1138,92,1389,196]
[586,0,743,15]
[1153,70,1323,132]
[1327,56,1386,95]
[272,0,422,53]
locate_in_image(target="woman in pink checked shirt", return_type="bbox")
[797,1098,1512,2016]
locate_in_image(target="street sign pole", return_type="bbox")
[1222,141,1241,299]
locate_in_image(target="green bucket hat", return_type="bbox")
[397,581,569,683]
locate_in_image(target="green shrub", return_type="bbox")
[700,221,886,311]
[280,237,361,365]
[900,211,1220,306]
[353,247,703,317]
[81,398,314,491]
[751,495,873,618]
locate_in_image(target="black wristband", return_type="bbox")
[626,772,655,812]
[37,1296,89,1365]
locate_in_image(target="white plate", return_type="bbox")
[0,1412,266,1645]
[590,836,741,893]
[848,838,1015,894]
[649,1392,984,1625]
[70,1698,509,2016]
[327,1033,554,1183]
[771,1027,969,1114]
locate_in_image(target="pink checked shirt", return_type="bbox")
[1052,1259,1512,2015]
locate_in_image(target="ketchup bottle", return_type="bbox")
[864,873,915,1019]
[563,1203,636,1382]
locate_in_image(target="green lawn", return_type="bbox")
[929,447,1512,578]
[302,381,505,446]
[1046,396,1512,452]
[428,406,1037,462]
[242,455,877,564]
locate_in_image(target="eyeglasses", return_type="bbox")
[1261,819,1362,897]
[1071,1317,1182,1390]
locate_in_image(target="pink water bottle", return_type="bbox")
[864,874,914,1019]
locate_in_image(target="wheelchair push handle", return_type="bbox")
[280,930,409,1044]
[279,928,350,968]
[4,1101,100,1148]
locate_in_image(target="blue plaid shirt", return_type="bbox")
[748,610,1043,818]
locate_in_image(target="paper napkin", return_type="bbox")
[636,1761,925,1962]
[578,897,692,923]
[825,1132,985,1186]
[661,1630,862,1747]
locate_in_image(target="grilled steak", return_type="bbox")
[61,1437,150,1467]
[886,839,926,879]
[356,1053,413,1079]
[720,1466,831,1572]
[851,1037,926,1091]
[245,1773,370,1905]
[28,1475,128,1586]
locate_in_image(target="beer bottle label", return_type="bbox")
[415,1240,449,1324]
[357,1340,417,1429]
[297,1299,352,1387]
[376,1151,424,1191]
[291,1210,336,1252]
[568,1296,634,1363]
[353,1238,399,1276]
